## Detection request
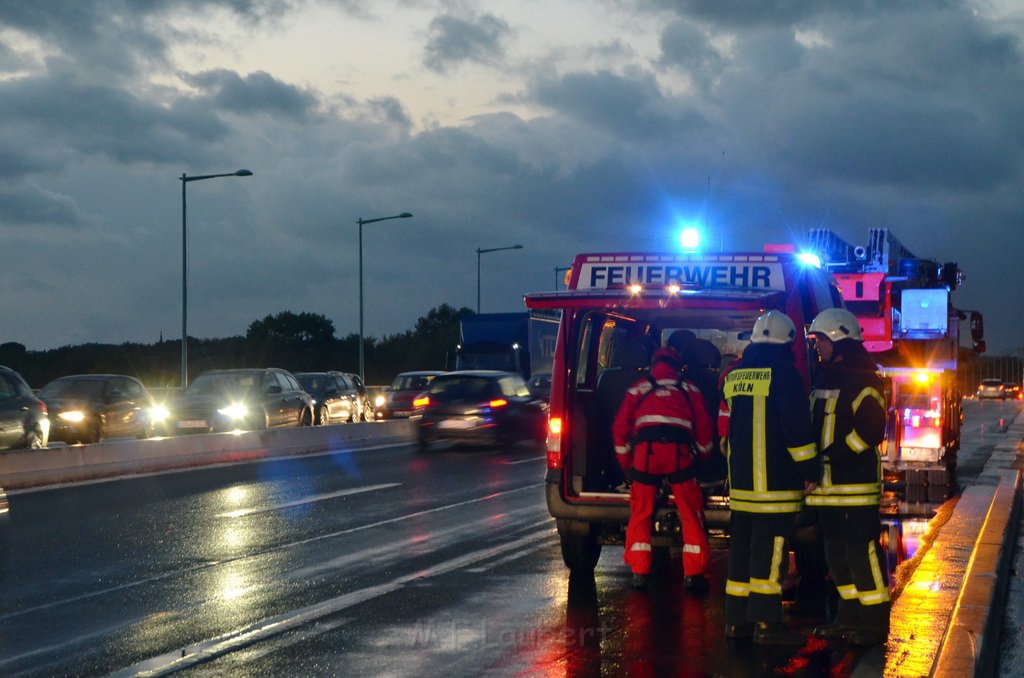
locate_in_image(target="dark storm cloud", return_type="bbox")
[645,0,928,27]
[658,20,724,88]
[182,70,319,119]
[423,12,511,73]
[529,70,711,142]
[0,184,87,228]
[0,73,229,165]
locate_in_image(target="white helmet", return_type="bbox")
[809,308,863,342]
[751,311,796,344]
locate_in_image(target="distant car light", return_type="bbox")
[375,394,386,408]
[150,404,170,422]
[218,403,248,420]
[58,410,86,423]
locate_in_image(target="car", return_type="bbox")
[1003,383,1023,401]
[977,378,1006,400]
[38,374,164,444]
[295,371,373,425]
[413,370,547,451]
[375,370,446,419]
[0,365,49,450]
[526,373,551,402]
[170,368,314,434]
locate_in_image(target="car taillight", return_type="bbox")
[413,395,430,408]
[488,398,508,408]
[547,416,563,469]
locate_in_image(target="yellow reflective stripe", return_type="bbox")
[812,481,881,495]
[852,387,885,414]
[750,577,782,595]
[729,498,805,513]
[753,396,766,492]
[615,445,630,456]
[805,494,879,507]
[683,544,702,554]
[789,442,817,462]
[730,488,805,502]
[846,429,869,452]
[814,388,840,450]
[862,541,891,605]
[836,584,859,601]
[630,542,652,552]
[725,579,750,597]
[636,414,691,427]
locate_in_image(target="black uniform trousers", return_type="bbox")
[818,505,890,634]
[725,511,795,626]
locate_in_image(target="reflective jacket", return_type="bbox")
[719,343,819,514]
[806,343,886,508]
[612,359,714,478]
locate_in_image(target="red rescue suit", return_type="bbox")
[612,356,715,578]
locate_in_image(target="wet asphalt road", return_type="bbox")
[0,400,1016,677]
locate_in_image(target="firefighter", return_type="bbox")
[612,346,714,592]
[805,308,890,647]
[719,311,820,645]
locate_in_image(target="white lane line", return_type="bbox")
[502,455,547,465]
[0,482,544,622]
[109,524,556,677]
[216,483,401,518]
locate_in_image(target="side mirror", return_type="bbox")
[266,384,283,395]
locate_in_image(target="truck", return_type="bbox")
[804,228,985,491]
[524,250,845,572]
[455,311,560,379]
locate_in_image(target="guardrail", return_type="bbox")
[0,420,416,490]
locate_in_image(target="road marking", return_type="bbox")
[0,482,545,622]
[109,525,556,677]
[502,455,547,465]
[216,483,401,518]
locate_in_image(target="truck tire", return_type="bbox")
[559,530,602,573]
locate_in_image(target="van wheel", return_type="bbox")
[560,531,602,572]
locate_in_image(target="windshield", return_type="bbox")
[392,374,438,391]
[296,375,328,393]
[187,372,262,396]
[428,376,499,399]
[40,379,106,400]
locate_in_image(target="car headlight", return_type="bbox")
[217,403,248,420]
[150,404,170,422]
[58,410,86,423]
[375,395,386,408]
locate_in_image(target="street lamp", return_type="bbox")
[476,245,524,313]
[358,212,413,382]
[180,169,253,389]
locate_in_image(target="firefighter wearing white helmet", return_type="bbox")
[806,308,889,647]
[750,309,797,344]
[808,308,863,343]
[718,310,819,645]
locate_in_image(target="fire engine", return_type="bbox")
[524,250,844,572]
[804,228,985,489]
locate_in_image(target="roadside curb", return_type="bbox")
[884,411,1023,677]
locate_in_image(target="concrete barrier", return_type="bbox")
[0,420,417,490]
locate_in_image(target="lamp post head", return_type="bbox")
[234,169,253,177]
[398,212,413,218]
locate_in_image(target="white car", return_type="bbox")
[977,378,1005,400]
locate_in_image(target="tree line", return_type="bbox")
[0,304,473,389]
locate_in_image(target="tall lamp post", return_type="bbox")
[180,169,253,389]
[358,212,413,382]
[476,245,523,313]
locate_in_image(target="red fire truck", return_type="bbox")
[805,228,985,488]
[524,250,844,572]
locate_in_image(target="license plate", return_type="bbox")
[438,418,475,430]
[394,410,411,417]
[177,420,208,429]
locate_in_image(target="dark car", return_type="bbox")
[413,370,547,451]
[0,365,49,450]
[39,374,163,444]
[526,373,552,402]
[171,368,313,434]
[295,371,373,425]
[375,370,446,419]
[1003,383,1023,401]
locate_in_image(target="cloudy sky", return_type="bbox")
[1,0,1023,356]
